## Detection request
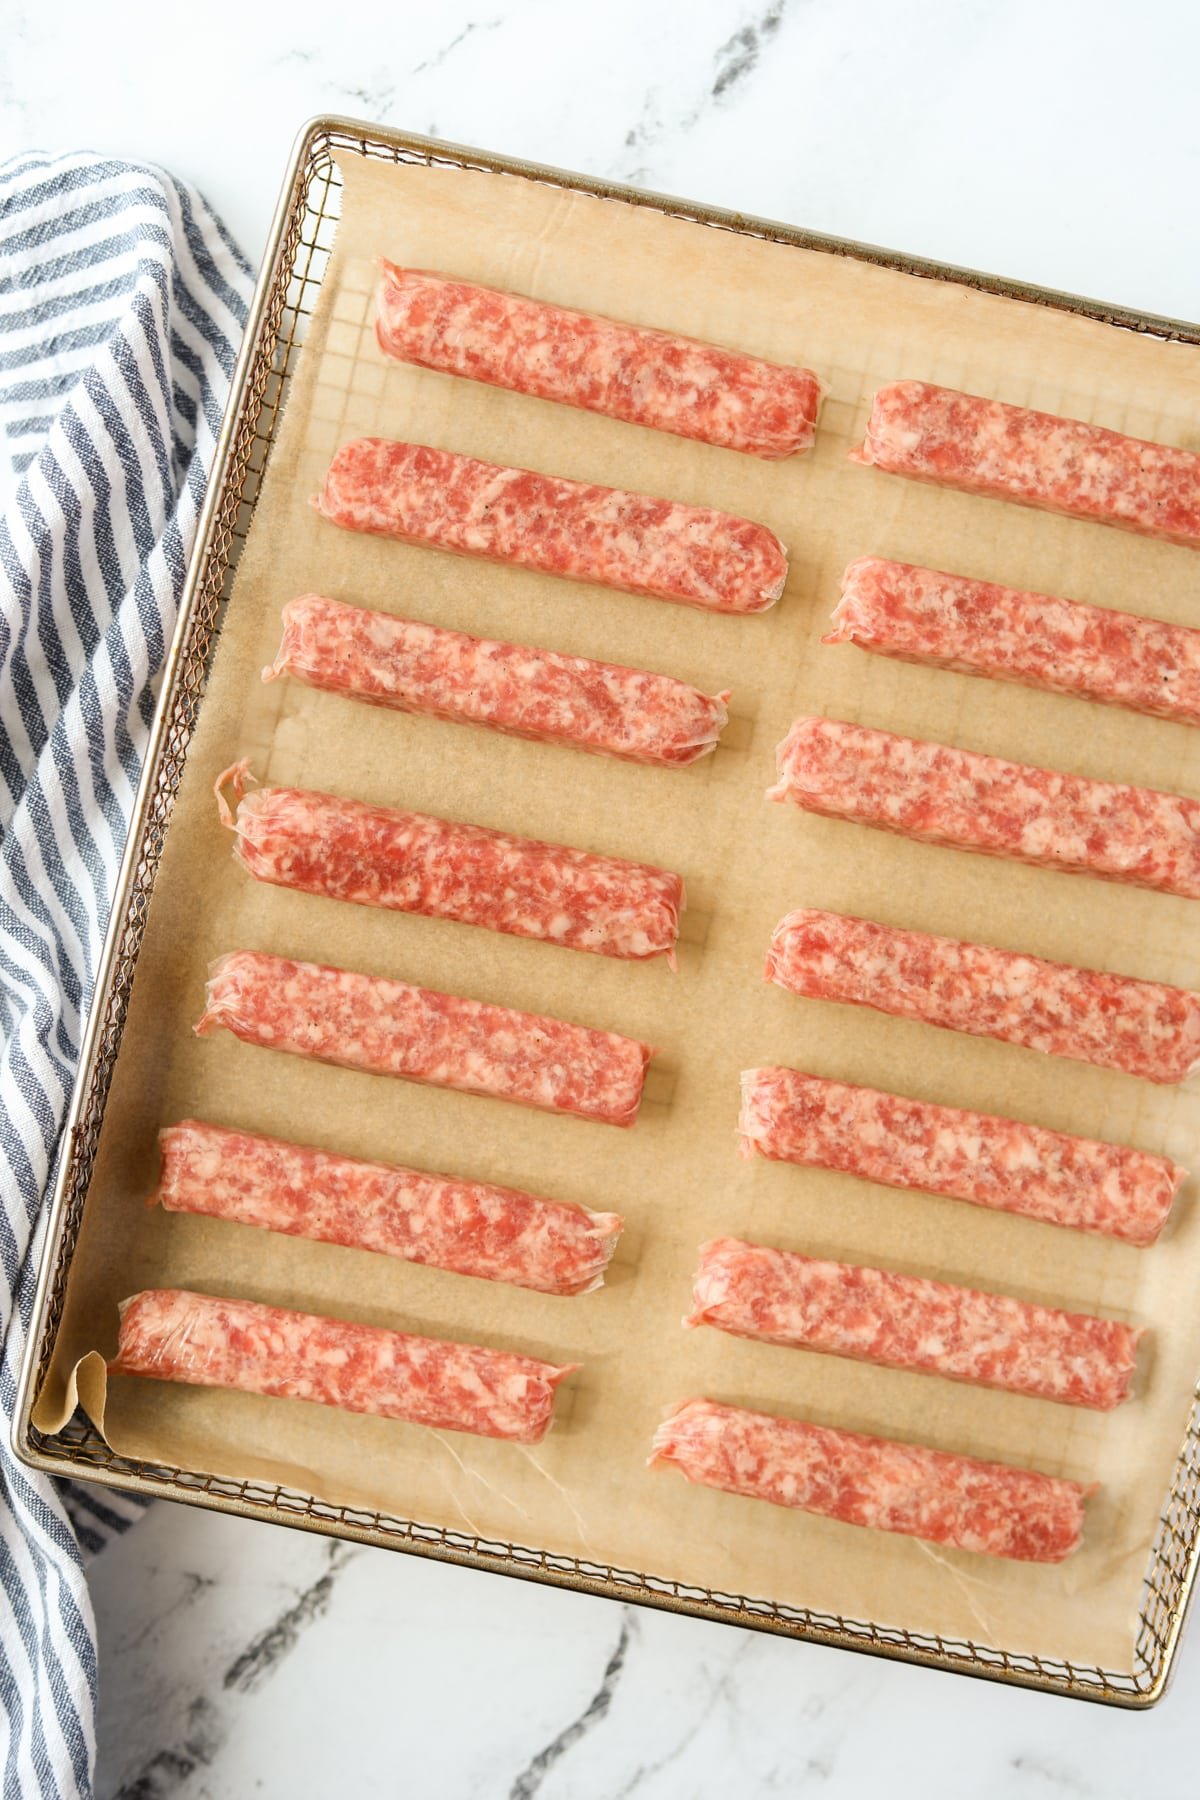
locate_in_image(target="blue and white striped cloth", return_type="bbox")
[0,151,251,1797]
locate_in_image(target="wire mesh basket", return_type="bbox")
[15,117,1200,1706]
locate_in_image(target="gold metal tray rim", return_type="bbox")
[14,113,1200,1709]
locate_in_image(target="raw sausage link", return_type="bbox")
[769,714,1200,899]
[828,556,1200,728]
[264,594,730,767]
[766,908,1200,1084]
[376,263,824,460]
[315,439,788,613]
[648,1399,1089,1561]
[154,1121,623,1296]
[688,1238,1140,1409]
[216,762,684,963]
[852,380,1200,547]
[196,950,654,1126]
[739,1066,1183,1245]
[111,1288,574,1442]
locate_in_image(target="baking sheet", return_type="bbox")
[36,150,1200,1670]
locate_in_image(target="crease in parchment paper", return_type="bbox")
[912,1540,1006,1644]
[36,149,1200,1672]
[427,1431,492,1539]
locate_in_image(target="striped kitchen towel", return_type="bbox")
[0,151,251,1797]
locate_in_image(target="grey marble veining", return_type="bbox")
[88,1499,1200,1799]
[5,0,1200,316]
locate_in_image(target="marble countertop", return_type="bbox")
[7,1,1200,1793]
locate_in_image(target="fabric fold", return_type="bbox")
[0,149,250,1797]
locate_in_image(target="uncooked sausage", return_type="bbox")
[111,1289,575,1443]
[852,380,1200,547]
[739,1066,1183,1245]
[687,1238,1141,1409]
[769,715,1200,899]
[216,762,684,962]
[314,439,788,613]
[196,951,654,1125]
[828,557,1200,728]
[648,1399,1089,1561]
[376,263,824,458]
[766,909,1200,1083]
[265,594,730,767]
[154,1121,623,1295]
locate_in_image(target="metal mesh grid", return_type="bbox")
[19,117,1200,1707]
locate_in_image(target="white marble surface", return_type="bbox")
[7,1,1200,1793]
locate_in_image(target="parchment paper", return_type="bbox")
[37,151,1200,1671]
